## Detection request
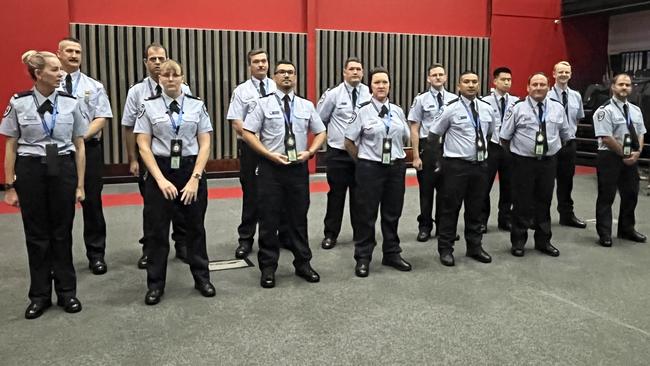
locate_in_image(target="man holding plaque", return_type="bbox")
[499,72,571,258]
[593,72,646,247]
[243,60,327,289]
[428,70,495,267]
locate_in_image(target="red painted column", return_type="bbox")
[306,0,318,173]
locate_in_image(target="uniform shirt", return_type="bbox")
[1,89,87,156]
[408,87,456,137]
[499,96,571,157]
[122,76,191,127]
[593,97,647,151]
[483,91,519,144]
[243,90,325,154]
[59,70,113,140]
[551,84,584,140]
[345,98,410,162]
[317,81,370,149]
[429,95,494,161]
[134,93,213,156]
[227,77,276,121]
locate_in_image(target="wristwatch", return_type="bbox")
[4,182,15,190]
[192,173,202,180]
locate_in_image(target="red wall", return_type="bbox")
[1,0,71,183]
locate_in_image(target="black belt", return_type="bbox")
[18,153,73,164]
[154,155,197,165]
[511,153,554,161]
[85,138,102,147]
[444,157,484,165]
[358,158,405,166]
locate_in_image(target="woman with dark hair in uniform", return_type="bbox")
[1,50,87,319]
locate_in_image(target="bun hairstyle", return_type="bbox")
[21,50,57,81]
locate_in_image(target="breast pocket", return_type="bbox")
[362,117,385,138]
[52,113,74,140]
[292,110,310,133]
[263,110,285,134]
[151,115,171,137]
[423,104,439,120]
[18,116,45,143]
[180,113,199,138]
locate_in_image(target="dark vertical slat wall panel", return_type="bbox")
[71,24,307,163]
[315,30,490,116]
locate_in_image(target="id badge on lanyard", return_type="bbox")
[285,132,298,163]
[382,138,392,165]
[170,139,182,169]
[623,134,632,157]
[534,131,546,157]
[476,133,486,162]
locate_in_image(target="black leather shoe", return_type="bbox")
[137,254,147,269]
[57,297,82,313]
[235,244,252,259]
[559,214,587,229]
[440,253,455,267]
[145,289,164,305]
[511,248,525,257]
[260,269,275,288]
[355,261,369,277]
[381,256,412,271]
[479,225,488,234]
[175,245,188,263]
[25,301,52,320]
[467,249,492,263]
[598,236,613,247]
[618,230,647,243]
[321,237,337,250]
[195,282,216,297]
[498,221,511,231]
[295,265,320,283]
[416,230,431,242]
[535,243,560,257]
[89,259,107,275]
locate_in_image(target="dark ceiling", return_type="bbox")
[563,0,650,17]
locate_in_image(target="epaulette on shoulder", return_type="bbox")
[359,101,371,108]
[294,93,305,99]
[260,92,275,99]
[513,99,525,105]
[129,79,147,89]
[185,94,201,100]
[477,97,490,105]
[145,94,162,101]
[598,100,610,109]
[56,90,76,99]
[549,98,563,104]
[446,97,459,106]
[14,90,33,99]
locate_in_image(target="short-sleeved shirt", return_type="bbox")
[429,95,494,161]
[122,76,192,127]
[499,96,571,157]
[550,85,584,140]
[317,81,370,149]
[243,90,326,154]
[408,88,457,138]
[59,70,113,140]
[593,97,647,151]
[134,93,213,156]
[345,98,410,162]
[0,89,88,156]
[482,91,519,144]
[227,77,277,124]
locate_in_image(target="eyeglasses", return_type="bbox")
[274,69,295,75]
[147,56,166,62]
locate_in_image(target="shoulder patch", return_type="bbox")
[202,104,209,117]
[504,108,513,120]
[318,89,330,104]
[248,100,257,112]
[347,111,357,124]
[186,94,201,100]
[137,104,146,119]
[56,91,76,99]
[145,94,162,101]
[14,90,33,99]
[446,97,459,106]
[596,110,605,121]
[3,104,12,117]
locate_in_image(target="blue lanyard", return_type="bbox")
[70,73,81,95]
[429,89,444,110]
[163,96,185,135]
[33,94,59,137]
[461,99,480,130]
[612,99,632,127]
[275,95,295,127]
[527,98,546,125]
[492,93,508,120]
[372,101,392,134]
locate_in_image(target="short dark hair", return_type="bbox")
[59,37,81,45]
[344,57,363,69]
[274,60,296,73]
[427,63,445,75]
[247,48,268,65]
[458,70,478,81]
[527,72,548,84]
[369,66,390,83]
[143,42,167,60]
[493,66,512,78]
[612,72,631,84]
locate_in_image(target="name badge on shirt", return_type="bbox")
[623,134,632,157]
[45,143,60,176]
[170,139,182,169]
[285,133,298,163]
[382,138,392,165]
[534,131,546,157]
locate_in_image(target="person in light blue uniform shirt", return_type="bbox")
[500,72,571,258]
[480,66,519,233]
[134,59,215,305]
[121,43,191,268]
[408,63,457,241]
[593,72,646,247]
[1,50,87,319]
[317,56,370,250]
[344,67,412,278]
[243,60,327,289]
[552,61,587,229]
[57,37,113,275]
[428,70,495,267]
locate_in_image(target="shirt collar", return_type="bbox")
[554,83,569,92]
[33,87,57,105]
[460,94,477,105]
[527,95,547,107]
[162,92,184,106]
[251,77,268,87]
[344,81,358,93]
[371,97,389,110]
[429,87,445,96]
[145,77,159,90]
[612,96,628,108]
[493,90,508,99]
[275,89,294,101]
